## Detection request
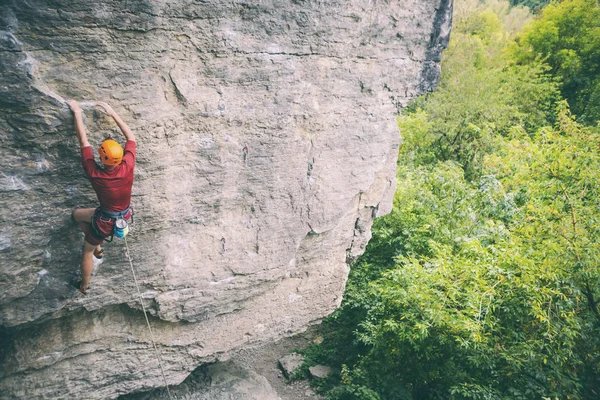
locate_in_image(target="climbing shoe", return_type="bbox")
[70,276,90,295]
[79,284,90,295]
[76,280,90,295]
[93,247,104,259]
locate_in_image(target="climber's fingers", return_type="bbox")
[96,101,115,116]
[67,100,81,114]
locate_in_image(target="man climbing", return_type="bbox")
[68,100,136,294]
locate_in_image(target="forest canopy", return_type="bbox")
[512,0,600,124]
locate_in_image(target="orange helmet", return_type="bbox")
[98,139,123,166]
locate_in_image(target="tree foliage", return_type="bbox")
[509,0,549,12]
[405,3,559,180]
[302,1,600,399]
[512,0,600,124]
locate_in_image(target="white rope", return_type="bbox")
[124,236,174,400]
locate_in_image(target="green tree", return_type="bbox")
[509,0,549,12]
[486,104,600,397]
[512,0,600,124]
[404,5,558,179]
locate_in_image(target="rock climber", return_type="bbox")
[67,100,136,294]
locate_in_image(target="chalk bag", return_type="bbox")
[114,217,129,238]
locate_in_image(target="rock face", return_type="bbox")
[0,0,451,398]
[308,365,332,380]
[278,353,305,379]
[122,361,281,400]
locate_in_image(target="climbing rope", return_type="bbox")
[124,236,174,400]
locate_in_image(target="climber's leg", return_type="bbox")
[72,207,95,233]
[79,240,96,294]
[72,208,102,254]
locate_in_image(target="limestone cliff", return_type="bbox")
[0,0,451,398]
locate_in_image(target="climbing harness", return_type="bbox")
[91,206,133,242]
[124,236,174,400]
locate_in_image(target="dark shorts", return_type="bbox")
[84,208,132,246]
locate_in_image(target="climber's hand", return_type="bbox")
[97,101,116,117]
[67,100,82,115]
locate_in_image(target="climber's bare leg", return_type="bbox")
[72,207,94,233]
[72,208,102,253]
[80,240,96,292]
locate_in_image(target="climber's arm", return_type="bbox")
[67,100,90,148]
[97,102,135,142]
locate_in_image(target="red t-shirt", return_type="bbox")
[81,140,136,212]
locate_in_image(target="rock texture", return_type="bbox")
[308,365,331,380]
[0,0,451,398]
[122,360,281,400]
[278,353,305,379]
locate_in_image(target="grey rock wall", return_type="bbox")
[0,0,451,398]
[122,360,281,400]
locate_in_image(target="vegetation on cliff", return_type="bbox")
[302,1,600,398]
